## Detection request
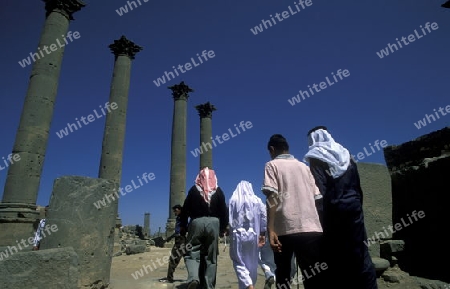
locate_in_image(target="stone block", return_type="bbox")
[40,176,117,288]
[0,247,79,289]
[372,257,390,276]
[380,240,405,262]
[134,239,147,246]
[125,244,146,255]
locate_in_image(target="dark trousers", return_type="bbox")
[167,235,186,280]
[322,199,378,289]
[273,232,326,289]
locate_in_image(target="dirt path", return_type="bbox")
[109,246,428,289]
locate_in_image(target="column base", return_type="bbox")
[0,203,40,247]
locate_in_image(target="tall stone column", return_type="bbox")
[166,81,193,236]
[195,102,216,169]
[143,212,150,238]
[0,0,85,248]
[98,35,142,227]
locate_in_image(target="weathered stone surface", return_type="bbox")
[0,219,38,250]
[356,162,392,257]
[134,240,147,246]
[381,240,405,265]
[125,244,146,255]
[40,176,117,288]
[372,257,390,276]
[0,0,85,247]
[0,247,79,289]
[384,127,450,283]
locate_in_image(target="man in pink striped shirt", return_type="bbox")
[261,134,326,289]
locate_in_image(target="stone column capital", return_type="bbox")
[109,35,143,60]
[196,102,216,118]
[168,81,194,101]
[43,0,86,20]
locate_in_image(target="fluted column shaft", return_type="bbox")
[196,102,216,169]
[98,36,142,226]
[1,0,85,206]
[0,0,85,248]
[98,36,142,183]
[166,82,193,235]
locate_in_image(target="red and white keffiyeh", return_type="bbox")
[195,167,218,204]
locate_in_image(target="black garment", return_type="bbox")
[274,232,326,289]
[167,215,181,241]
[166,235,186,281]
[309,158,378,289]
[180,185,228,289]
[179,185,228,233]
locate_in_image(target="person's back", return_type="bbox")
[265,156,322,236]
[262,134,326,289]
[229,180,266,289]
[182,185,228,227]
[180,167,228,289]
[304,127,378,289]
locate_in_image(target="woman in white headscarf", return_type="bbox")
[304,126,378,289]
[229,180,267,289]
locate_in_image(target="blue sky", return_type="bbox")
[0,0,449,233]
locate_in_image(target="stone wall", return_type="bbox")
[383,126,450,283]
[357,162,393,257]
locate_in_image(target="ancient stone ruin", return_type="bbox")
[166,82,193,237]
[1,1,449,289]
[383,126,450,284]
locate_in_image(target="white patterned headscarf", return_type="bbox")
[229,180,256,228]
[304,128,351,179]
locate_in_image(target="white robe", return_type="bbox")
[229,180,267,289]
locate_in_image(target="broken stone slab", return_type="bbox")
[380,240,405,254]
[40,176,117,289]
[380,240,405,265]
[0,247,79,289]
[134,239,147,246]
[372,257,390,276]
[125,244,146,255]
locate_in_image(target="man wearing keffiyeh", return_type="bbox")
[180,167,229,289]
[304,126,378,289]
